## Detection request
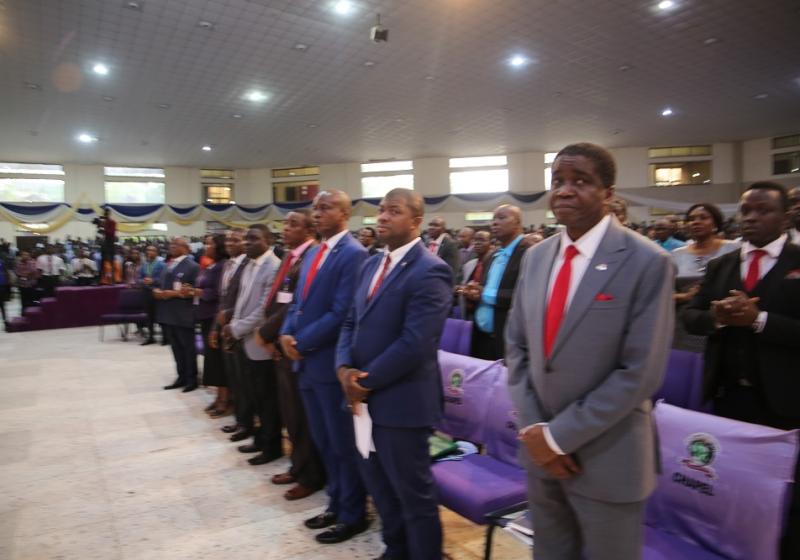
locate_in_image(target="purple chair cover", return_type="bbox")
[432,454,527,525]
[646,402,799,560]
[483,366,521,467]
[439,318,472,356]
[100,288,147,325]
[643,526,726,560]
[436,350,502,443]
[652,349,706,411]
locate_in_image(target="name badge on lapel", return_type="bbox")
[277,291,293,304]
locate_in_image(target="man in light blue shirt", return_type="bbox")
[653,219,686,251]
[465,205,526,360]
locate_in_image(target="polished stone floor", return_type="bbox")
[0,324,527,560]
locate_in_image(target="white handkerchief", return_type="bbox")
[353,403,376,459]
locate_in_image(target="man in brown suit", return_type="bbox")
[255,209,325,500]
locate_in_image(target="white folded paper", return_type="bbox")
[353,403,376,459]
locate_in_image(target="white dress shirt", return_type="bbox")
[315,229,349,270]
[738,234,787,333]
[167,254,187,270]
[35,254,65,276]
[531,214,612,456]
[221,253,246,295]
[790,229,800,246]
[367,238,420,295]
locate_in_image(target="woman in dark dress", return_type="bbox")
[193,234,228,416]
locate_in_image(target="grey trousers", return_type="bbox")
[527,474,645,560]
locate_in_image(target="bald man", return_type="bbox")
[154,237,200,391]
[426,216,460,277]
[280,190,369,544]
[464,205,526,360]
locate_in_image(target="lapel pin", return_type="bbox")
[595,263,608,271]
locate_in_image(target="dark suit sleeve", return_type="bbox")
[359,262,452,391]
[682,257,721,336]
[294,248,367,354]
[759,310,800,347]
[335,304,357,371]
[440,239,460,278]
[258,304,289,343]
[495,245,525,311]
[200,265,222,303]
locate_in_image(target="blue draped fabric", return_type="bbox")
[202,203,233,212]
[106,203,163,217]
[168,205,199,215]
[76,208,95,215]
[237,203,271,213]
[0,202,69,215]
[510,192,547,204]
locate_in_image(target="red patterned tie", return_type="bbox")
[544,245,579,358]
[368,255,392,301]
[302,243,328,299]
[264,254,294,309]
[743,249,766,292]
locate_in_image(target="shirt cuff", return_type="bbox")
[752,311,768,333]
[519,422,566,455]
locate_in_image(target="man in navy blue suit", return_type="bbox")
[337,188,453,560]
[279,190,369,544]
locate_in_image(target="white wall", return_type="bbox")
[3,136,799,239]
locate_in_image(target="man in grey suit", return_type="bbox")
[506,143,674,560]
[222,224,282,465]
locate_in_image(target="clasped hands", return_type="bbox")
[519,424,582,480]
[459,281,482,302]
[152,283,194,300]
[711,290,760,327]
[337,366,370,416]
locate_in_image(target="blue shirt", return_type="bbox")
[475,234,524,333]
[656,237,686,251]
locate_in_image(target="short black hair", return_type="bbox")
[555,143,616,188]
[248,223,273,242]
[205,233,229,261]
[288,208,315,229]
[744,181,789,211]
[385,188,425,218]
[361,227,376,237]
[686,202,725,231]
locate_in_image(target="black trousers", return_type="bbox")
[75,277,93,286]
[471,326,499,361]
[163,324,197,386]
[714,386,800,560]
[229,348,254,430]
[276,358,325,488]
[240,351,282,456]
[38,275,59,299]
[19,287,36,310]
[142,288,157,340]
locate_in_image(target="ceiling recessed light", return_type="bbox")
[197,20,214,29]
[703,37,718,45]
[102,95,115,102]
[92,63,109,76]
[363,60,376,67]
[24,82,41,90]
[293,43,309,51]
[661,107,674,117]
[508,55,529,67]
[157,103,171,109]
[231,113,243,119]
[306,123,319,128]
[753,93,769,100]
[244,90,268,102]
[657,0,675,10]
[125,1,143,11]
[77,133,98,143]
[692,172,701,178]
[618,64,633,72]
[332,0,353,15]
[202,145,212,151]
[424,75,435,80]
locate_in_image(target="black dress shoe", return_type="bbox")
[247,452,281,465]
[163,382,185,390]
[221,424,240,434]
[229,431,251,442]
[160,340,168,346]
[315,520,370,544]
[140,339,155,346]
[237,443,261,454]
[304,511,337,530]
[181,385,198,393]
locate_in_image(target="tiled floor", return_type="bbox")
[0,324,528,560]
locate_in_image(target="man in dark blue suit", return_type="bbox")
[279,190,369,544]
[337,188,453,560]
[154,237,200,392]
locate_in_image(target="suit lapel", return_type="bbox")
[754,243,795,307]
[303,235,346,302]
[548,221,630,361]
[529,237,560,365]
[361,242,422,319]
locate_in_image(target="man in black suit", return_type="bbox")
[154,237,200,392]
[788,186,800,245]
[357,227,381,256]
[463,205,526,360]
[683,181,800,559]
[426,216,460,278]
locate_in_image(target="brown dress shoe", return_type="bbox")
[284,484,318,501]
[271,472,296,485]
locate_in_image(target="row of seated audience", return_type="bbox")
[1,142,799,558]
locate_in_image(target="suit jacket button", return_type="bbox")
[297,310,303,316]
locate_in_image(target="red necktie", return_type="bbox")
[544,245,579,358]
[428,241,438,254]
[743,249,766,292]
[471,260,483,282]
[264,254,294,309]
[368,255,392,301]
[302,243,328,299]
